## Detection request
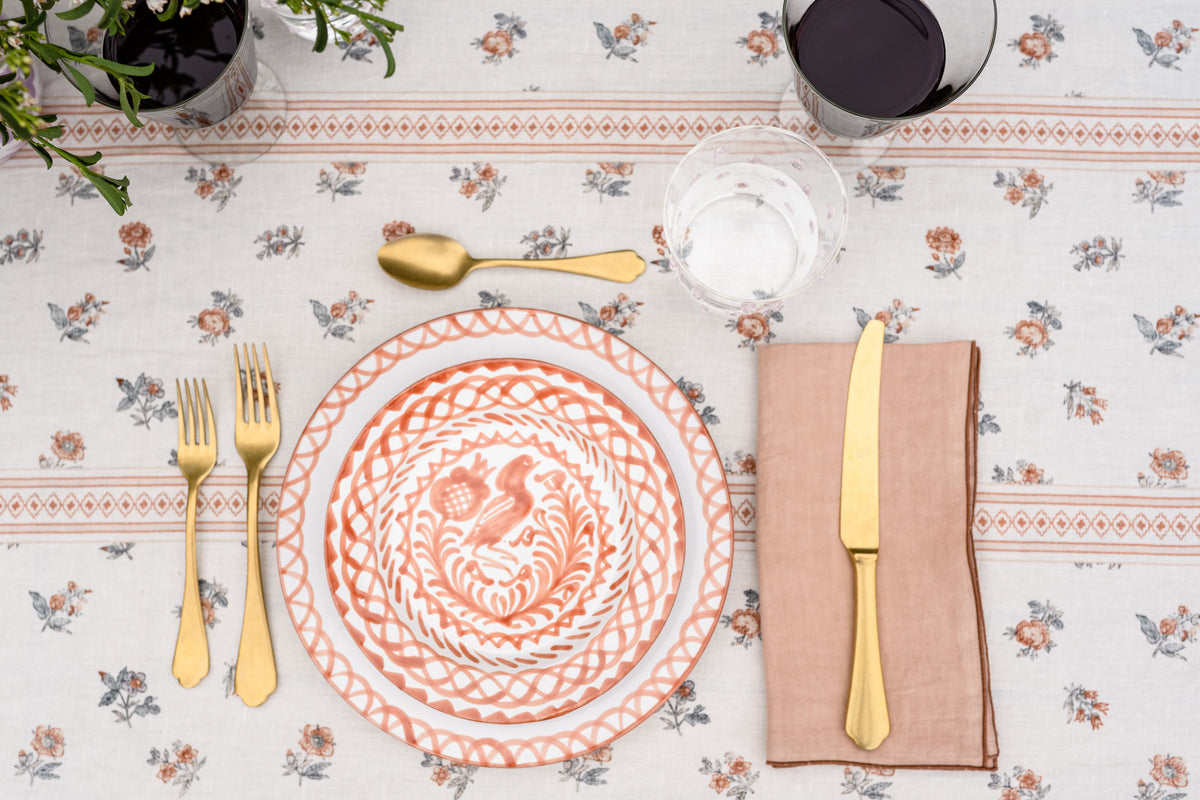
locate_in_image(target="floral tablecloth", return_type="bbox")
[3,0,1200,797]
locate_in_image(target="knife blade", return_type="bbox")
[840,318,890,751]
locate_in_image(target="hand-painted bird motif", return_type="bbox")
[467,454,536,547]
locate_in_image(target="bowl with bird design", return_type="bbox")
[326,358,686,723]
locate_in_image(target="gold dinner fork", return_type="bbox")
[173,378,215,689]
[233,344,280,707]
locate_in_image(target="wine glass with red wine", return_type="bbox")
[782,0,996,163]
[45,0,285,163]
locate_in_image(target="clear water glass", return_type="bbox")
[662,126,848,314]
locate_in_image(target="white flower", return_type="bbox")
[146,0,167,10]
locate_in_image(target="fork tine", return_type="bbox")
[248,343,261,424]
[175,379,187,446]
[191,378,203,446]
[187,379,196,445]
[184,378,198,445]
[252,344,271,425]
[234,345,245,425]
[261,344,278,428]
[201,379,215,447]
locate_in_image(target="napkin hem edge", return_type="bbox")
[766,757,999,771]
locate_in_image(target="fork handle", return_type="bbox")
[172,480,209,688]
[235,468,276,706]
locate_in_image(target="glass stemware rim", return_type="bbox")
[780,0,999,123]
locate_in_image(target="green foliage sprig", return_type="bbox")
[3,2,153,213]
[282,0,403,77]
[0,0,402,215]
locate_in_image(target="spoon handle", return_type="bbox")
[472,250,645,283]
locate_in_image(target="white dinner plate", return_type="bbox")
[276,308,732,767]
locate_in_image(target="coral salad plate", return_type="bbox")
[276,308,733,767]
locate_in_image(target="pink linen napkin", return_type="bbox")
[755,340,997,769]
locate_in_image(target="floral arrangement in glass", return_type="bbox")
[0,0,402,214]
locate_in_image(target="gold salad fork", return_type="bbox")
[173,379,215,688]
[233,344,280,707]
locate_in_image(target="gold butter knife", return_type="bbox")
[840,318,890,750]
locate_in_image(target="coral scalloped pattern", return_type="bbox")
[326,359,686,723]
[275,308,733,766]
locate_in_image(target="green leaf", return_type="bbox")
[22,39,61,67]
[117,81,140,127]
[37,138,133,214]
[61,63,96,105]
[0,107,25,141]
[82,55,154,77]
[95,180,133,215]
[96,0,126,32]
[55,0,98,21]
[324,1,401,31]
[28,141,54,169]
[361,20,395,77]
[313,8,329,52]
[39,115,63,135]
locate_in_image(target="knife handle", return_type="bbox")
[846,551,890,750]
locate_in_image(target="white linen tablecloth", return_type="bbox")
[2,1,1199,796]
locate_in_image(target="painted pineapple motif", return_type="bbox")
[430,454,493,521]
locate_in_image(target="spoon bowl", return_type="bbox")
[378,233,645,290]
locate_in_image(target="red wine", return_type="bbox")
[103,0,244,108]
[790,0,947,119]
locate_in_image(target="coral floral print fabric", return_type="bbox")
[1,0,1199,796]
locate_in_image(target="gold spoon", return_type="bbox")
[378,233,645,290]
